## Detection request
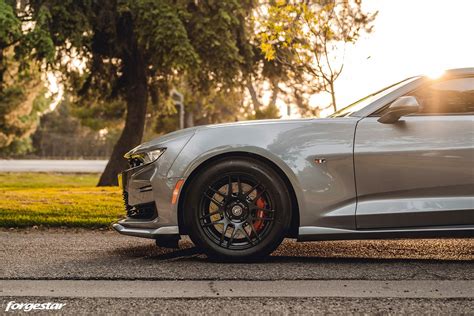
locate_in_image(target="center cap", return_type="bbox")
[231,205,243,217]
[226,201,248,222]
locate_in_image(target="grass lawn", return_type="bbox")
[0,173,124,228]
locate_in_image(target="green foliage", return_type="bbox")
[13,6,55,67]
[0,137,32,155]
[33,0,258,136]
[238,1,317,119]
[0,66,50,156]
[259,0,377,111]
[32,101,120,158]
[0,0,54,71]
[260,1,375,62]
[252,104,281,120]
[132,0,199,72]
[0,0,21,47]
[152,84,251,135]
[72,99,126,131]
[0,0,55,155]
[23,0,266,185]
[181,0,253,91]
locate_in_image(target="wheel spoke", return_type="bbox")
[220,223,228,245]
[202,219,223,227]
[227,175,233,197]
[252,189,267,202]
[241,225,253,245]
[248,221,261,241]
[208,186,226,199]
[227,226,237,248]
[203,192,223,207]
[244,182,260,197]
[255,207,275,213]
[199,209,222,220]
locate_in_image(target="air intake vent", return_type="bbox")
[122,190,157,220]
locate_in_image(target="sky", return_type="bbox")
[291,0,474,117]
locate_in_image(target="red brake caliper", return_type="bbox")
[253,194,266,232]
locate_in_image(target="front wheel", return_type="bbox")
[183,157,292,261]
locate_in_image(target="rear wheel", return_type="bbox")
[184,157,291,260]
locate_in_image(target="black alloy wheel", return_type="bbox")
[184,157,292,260]
[199,174,275,250]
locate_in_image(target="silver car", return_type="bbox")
[114,68,474,260]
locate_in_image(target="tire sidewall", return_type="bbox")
[184,157,291,260]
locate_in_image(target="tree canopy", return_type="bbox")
[0,0,54,155]
[259,0,376,111]
[0,0,377,184]
[32,0,257,185]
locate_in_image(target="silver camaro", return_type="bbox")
[113,68,474,260]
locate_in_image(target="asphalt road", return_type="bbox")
[2,297,471,315]
[0,160,107,173]
[1,229,473,314]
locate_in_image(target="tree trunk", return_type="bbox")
[0,48,4,92]
[97,52,148,186]
[329,81,337,112]
[269,79,279,108]
[246,80,262,112]
[185,109,194,128]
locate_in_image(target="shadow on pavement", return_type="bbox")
[110,238,474,264]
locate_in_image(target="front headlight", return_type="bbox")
[125,148,166,168]
[145,149,166,163]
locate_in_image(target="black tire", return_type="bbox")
[183,157,292,261]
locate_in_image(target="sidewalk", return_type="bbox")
[0,160,108,173]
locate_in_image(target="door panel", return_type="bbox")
[354,115,474,229]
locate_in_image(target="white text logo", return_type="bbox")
[5,301,66,312]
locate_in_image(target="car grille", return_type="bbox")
[122,190,157,220]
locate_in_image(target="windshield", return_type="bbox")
[329,77,420,117]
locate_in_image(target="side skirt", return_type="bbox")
[297,225,474,242]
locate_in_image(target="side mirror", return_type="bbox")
[378,96,420,124]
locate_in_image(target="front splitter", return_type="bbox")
[112,223,179,239]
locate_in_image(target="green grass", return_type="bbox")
[0,173,124,228]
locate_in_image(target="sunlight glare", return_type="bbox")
[425,68,445,80]
[326,0,474,116]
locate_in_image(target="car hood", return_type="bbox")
[127,117,342,155]
[200,118,315,129]
[126,127,200,156]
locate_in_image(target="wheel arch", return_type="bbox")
[177,151,300,237]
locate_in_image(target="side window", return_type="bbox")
[409,77,474,114]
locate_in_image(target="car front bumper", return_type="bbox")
[113,161,183,239]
